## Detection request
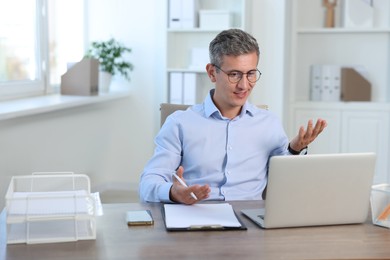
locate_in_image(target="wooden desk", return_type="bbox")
[1,201,390,260]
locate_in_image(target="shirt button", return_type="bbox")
[228,146,233,150]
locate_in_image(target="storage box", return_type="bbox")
[371,183,390,228]
[340,67,371,101]
[60,58,99,96]
[5,172,96,244]
[342,0,374,28]
[188,48,209,70]
[199,10,231,30]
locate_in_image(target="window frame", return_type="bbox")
[0,0,51,101]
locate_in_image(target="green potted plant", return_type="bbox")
[85,38,134,92]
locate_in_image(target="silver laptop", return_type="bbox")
[241,153,376,229]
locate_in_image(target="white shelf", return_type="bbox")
[289,0,390,104]
[292,30,390,103]
[0,89,130,121]
[167,68,207,73]
[297,28,390,34]
[167,28,229,33]
[287,0,390,184]
[292,101,390,110]
[165,0,251,104]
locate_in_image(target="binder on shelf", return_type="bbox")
[310,65,322,101]
[169,72,183,104]
[169,72,198,104]
[341,67,371,101]
[321,65,341,102]
[181,0,198,28]
[183,73,197,105]
[168,0,198,29]
[310,65,340,102]
[168,0,182,28]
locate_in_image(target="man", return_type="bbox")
[139,29,327,204]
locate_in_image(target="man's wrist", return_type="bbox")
[288,143,308,155]
[169,185,177,202]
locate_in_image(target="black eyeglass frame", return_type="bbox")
[212,64,262,84]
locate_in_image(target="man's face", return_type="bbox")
[209,52,259,111]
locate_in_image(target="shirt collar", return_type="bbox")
[204,89,255,119]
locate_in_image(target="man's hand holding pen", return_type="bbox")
[169,166,211,205]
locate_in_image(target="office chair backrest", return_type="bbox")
[160,103,190,127]
[160,103,268,127]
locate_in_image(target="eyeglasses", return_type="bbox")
[213,64,261,84]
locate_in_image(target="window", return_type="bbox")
[0,0,85,100]
[0,0,46,99]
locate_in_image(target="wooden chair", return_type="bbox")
[160,103,190,127]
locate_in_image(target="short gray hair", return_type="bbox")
[209,29,260,67]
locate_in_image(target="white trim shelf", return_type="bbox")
[0,90,130,121]
[297,28,390,34]
[292,101,390,111]
[167,28,229,33]
[167,68,207,73]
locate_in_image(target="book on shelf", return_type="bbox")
[169,72,183,104]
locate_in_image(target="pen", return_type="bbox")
[172,172,198,200]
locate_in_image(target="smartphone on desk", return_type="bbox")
[126,210,154,226]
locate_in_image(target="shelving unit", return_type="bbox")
[166,0,251,104]
[285,0,390,184]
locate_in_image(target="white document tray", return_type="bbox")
[5,172,96,244]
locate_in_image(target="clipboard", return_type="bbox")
[161,203,247,231]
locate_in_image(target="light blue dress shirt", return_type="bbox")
[139,89,290,202]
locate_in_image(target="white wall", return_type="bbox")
[0,0,286,208]
[250,0,286,122]
[0,99,148,199]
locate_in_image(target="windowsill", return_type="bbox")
[0,89,130,121]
